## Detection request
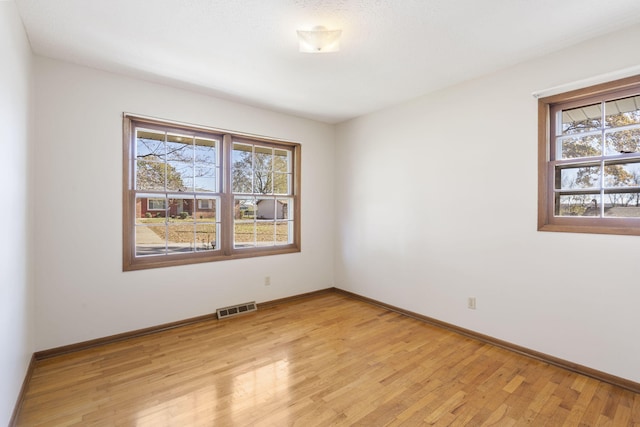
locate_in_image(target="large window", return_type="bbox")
[123,115,300,270]
[538,75,640,235]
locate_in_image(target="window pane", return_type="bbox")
[254,146,272,171]
[234,198,256,248]
[256,221,275,247]
[255,197,291,219]
[167,161,192,192]
[135,225,166,256]
[556,195,600,217]
[234,221,255,248]
[233,143,252,166]
[560,103,602,135]
[274,149,290,173]
[556,166,601,190]
[277,198,291,220]
[194,138,217,164]
[605,128,640,155]
[235,198,256,220]
[136,158,166,191]
[166,222,195,254]
[233,167,252,193]
[195,223,217,251]
[557,134,601,159]
[253,171,272,194]
[166,197,193,219]
[255,198,275,219]
[604,162,640,188]
[604,193,640,217]
[136,195,165,223]
[166,197,196,254]
[273,173,290,194]
[166,134,193,162]
[605,95,640,128]
[196,197,217,219]
[233,144,253,193]
[276,221,292,244]
[136,129,165,160]
[195,171,217,192]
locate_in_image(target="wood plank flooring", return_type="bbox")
[16,292,640,426]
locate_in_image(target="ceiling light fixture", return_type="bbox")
[297,26,342,53]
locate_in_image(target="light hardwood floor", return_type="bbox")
[16,292,640,426]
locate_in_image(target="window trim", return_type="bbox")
[538,74,640,236]
[123,114,301,271]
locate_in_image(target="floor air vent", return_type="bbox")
[217,301,257,320]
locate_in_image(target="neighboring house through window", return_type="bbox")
[538,75,640,235]
[147,198,167,211]
[123,115,301,270]
[197,199,213,210]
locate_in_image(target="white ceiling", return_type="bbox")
[14,0,640,123]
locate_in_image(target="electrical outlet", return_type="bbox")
[264,276,271,286]
[468,297,476,310]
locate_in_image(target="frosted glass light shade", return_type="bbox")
[297,26,342,53]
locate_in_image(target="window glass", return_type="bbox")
[560,103,602,135]
[603,193,640,217]
[232,143,253,193]
[555,195,601,217]
[135,225,166,256]
[605,128,640,155]
[604,162,640,188]
[556,166,601,190]
[605,95,640,128]
[557,134,601,159]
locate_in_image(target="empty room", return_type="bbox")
[3,0,640,425]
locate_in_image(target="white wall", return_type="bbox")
[0,2,34,425]
[335,24,640,383]
[33,58,335,350]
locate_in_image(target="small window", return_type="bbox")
[123,115,301,270]
[538,75,640,235]
[147,198,167,211]
[197,199,212,210]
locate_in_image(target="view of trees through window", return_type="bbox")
[231,142,293,248]
[553,94,640,218]
[134,129,220,256]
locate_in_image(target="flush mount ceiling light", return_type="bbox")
[297,25,342,53]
